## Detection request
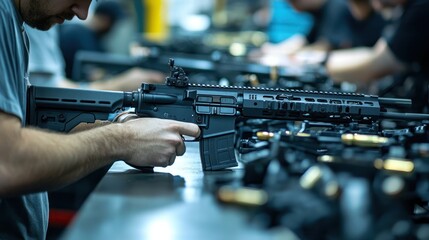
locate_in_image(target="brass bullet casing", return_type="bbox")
[217,186,268,207]
[256,131,274,140]
[341,133,389,147]
[300,166,323,189]
[247,74,260,87]
[374,158,414,173]
[270,66,278,84]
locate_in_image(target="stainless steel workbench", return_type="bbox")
[61,142,293,240]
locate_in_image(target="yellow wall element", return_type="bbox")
[144,0,168,42]
[212,0,227,28]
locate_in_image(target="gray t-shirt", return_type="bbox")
[0,1,48,239]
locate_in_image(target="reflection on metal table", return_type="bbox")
[61,142,291,240]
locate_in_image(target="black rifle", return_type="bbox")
[27,59,429,170]
[73,51,329,90]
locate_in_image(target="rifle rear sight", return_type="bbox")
[165,58,189,88]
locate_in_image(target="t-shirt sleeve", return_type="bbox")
[387,0,429,66]
[0,9,25,122]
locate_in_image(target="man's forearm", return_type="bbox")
[327,47,378,84]
[0,114,125,196]
[326,39,405,86]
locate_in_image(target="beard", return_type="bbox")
[23,0,74,30]
[23,0,53,30]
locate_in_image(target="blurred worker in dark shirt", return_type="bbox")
[59,1,127,80]
[325,0,429,111]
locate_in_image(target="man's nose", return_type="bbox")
[71,0,92,20]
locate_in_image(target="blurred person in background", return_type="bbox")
[324,0,429,112]
[250,0,313,58]
[256,0,386,58]
[59,0,138,81]
[266,0,313,44]
[27,25,164,91]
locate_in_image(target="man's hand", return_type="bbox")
[119,118,200,168]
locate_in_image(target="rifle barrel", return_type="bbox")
[380,112,429,121]
[379,97,412,108]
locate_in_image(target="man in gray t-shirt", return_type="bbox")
[0,1,48,238]
[0,0,200,239]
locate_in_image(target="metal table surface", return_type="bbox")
[61,142,295,240]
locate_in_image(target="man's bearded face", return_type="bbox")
[23,0,78,30]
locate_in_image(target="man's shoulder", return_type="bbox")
[0,4,13,20]
[0,6,19,49]
[0,0,11,10]
[0,0,16,19]
[0,1,19,31]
